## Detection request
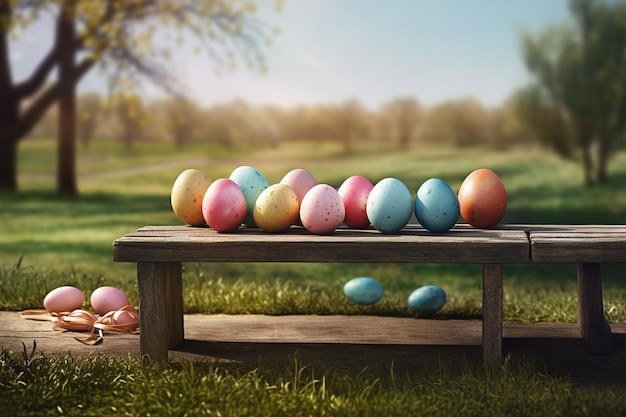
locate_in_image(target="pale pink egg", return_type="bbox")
[280,168,318,202]
[90,286,131,315]
[300,184,345,235]
[337,175,374,228]
[43,286,84,313]
[202,178,247,233]
[113,309,139,326]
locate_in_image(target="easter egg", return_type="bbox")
[229,165,270,227]
[202,178,247,232]
[337,175,374,228]
[43,286,85,313]
[458,168,507,229]
[414,178,460,233]
[366,178,413,234]
[408,285,447,314]
[253,183,300,232]
[280,168,318,202]
[300,184,345,235]
[343,277,384,305]
[91,286,131,315]
[170,168,212,226]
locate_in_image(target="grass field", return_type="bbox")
[2,138,625,322]
[2,138,626,416]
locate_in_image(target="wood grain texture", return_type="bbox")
[482,264,503,364]
[137,262,184,360]
[113,224,530,263]
[578,263,612,354]
[528,225,626,263]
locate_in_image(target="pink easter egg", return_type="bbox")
[337,175,374,228]
[202,178,247,232]
[300,184,345,235]
[90,286,131,315]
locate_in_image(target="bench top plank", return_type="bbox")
[113,224,530,264]
[526,225,626,263]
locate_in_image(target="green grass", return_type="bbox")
[2,138,626,323]
[3,138,626,414]
[2,348,626,417]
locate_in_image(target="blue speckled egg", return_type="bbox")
[229,166,270,227]
[343,277,384,305]
[366,178,413,234]
[408,285,447,314]
[414,178,460,233]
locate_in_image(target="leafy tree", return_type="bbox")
[0,0,280,193]
[515,0,626,184]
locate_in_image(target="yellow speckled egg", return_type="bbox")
[253,184,300,233]
[171,169,212,226]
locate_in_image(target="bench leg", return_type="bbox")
[482,263,503,365]
[577,263,612,354]
[137,262,184,360]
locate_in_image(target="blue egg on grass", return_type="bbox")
[408,285,447,314]
[414,178,460,233]
[343,277,384,305]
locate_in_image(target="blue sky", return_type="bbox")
[10,1,572,109]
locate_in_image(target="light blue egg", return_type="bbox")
[366,178,413,234]
[343,277,384,305]
[414,178,460,233]
[229,166,270,227]
[408,285,447,314]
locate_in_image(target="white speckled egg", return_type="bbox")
[408,285,447,314]
[170,169,212,226]
[343,277,384,305]
[414,178,460,233]
[300,184,345,235]
[229,166,270,227]
[366,178,413,234]
[91,286,131,315]
[43,286,85,313]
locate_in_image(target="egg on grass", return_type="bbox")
[408,285,447,314]
[343,277,384,305]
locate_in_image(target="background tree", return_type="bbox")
[334,99,368,154]
[515,0,626,184]
[77,92,104,148]
[111,93,149,150]
[0,0,280,193]
[380,96,421,150]
[158,97,202,148]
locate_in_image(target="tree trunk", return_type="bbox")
[582,145,594,186]
[0,133,18,191]
[56,4,78,196]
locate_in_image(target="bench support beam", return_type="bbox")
[577,262,612,354]
[137,262,184,360]
[482,263,503,364]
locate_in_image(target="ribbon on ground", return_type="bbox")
[20,305,139,345]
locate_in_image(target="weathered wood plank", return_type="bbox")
[113,225,530,263]
[137,262,184,360]
[482,264,503,364]
[578,263,612,354]
[528,225,626,263]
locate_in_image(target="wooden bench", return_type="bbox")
[112,224,624,363]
